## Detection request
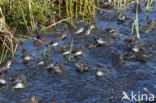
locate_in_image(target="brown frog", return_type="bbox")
[75,62,90,73]
[104,27,118,37]
[0,59,12,73]
[140,20,155,34]
[24,96,38,103]
[96,69,107,78]
[96,37,111,46]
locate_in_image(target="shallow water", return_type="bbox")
[0,1,156,103]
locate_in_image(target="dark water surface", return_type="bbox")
[0,1,156,103]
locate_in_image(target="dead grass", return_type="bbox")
[0,7,18,64]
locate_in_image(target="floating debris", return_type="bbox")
[0,59,12,73]
[144,88,156,99]
[96,70,107,78]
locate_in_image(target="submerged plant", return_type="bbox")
[145,0,154,17]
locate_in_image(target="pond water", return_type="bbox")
[0,1,156,103]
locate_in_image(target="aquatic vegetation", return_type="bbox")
[0,0,97,63]
[0,0,154,33]
[135,0,140,40]
[0,7,18,64]
[114,0,136,12]
[145,0,154,16]
[0,0,96,33]
[0,0,58,33]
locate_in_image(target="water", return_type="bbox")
[0,1,156,103]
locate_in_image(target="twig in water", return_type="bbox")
[144,88,156,99]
